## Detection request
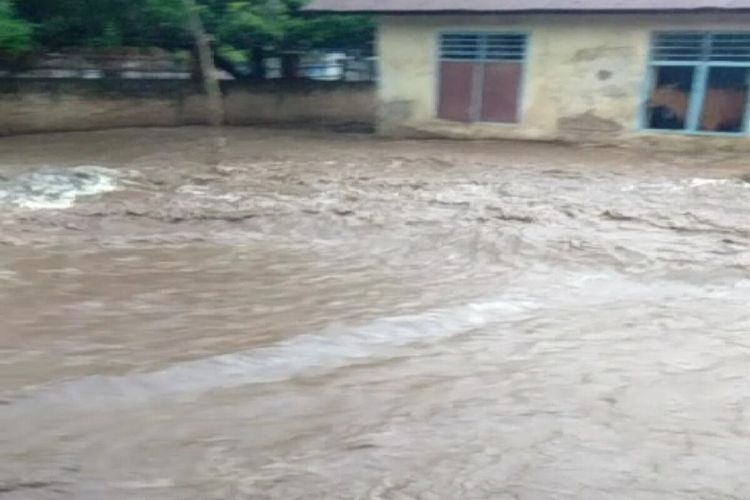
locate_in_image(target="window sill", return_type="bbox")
[639,128,748,138]
[436,118,522,127]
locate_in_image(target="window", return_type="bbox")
[438,33,527,123]
[645,32,750,134]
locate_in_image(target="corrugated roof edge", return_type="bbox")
[302,0,750,14]
[303,8,750,13]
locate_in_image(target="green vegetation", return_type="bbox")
[0,1,33,56]
[2,0,373,74]
[218,0,372,52]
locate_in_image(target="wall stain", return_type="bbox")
[558,111,623,134]
[572,46,633,62]
[378,99,415,134]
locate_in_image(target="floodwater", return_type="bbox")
[1,127,750,499]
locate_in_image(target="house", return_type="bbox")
[305,0,750,147]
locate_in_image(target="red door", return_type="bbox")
[480,62,523,123]
[438,33,526,123]
[438,61,475,122]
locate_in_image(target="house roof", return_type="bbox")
[304,0,750,14]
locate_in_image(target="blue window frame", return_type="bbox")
[643,31,750,135]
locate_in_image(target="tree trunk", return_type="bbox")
[281,53,300,80]
[251,46,266,80]
[183,0,223,128]
[182,0,225,169]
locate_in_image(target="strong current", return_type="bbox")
[1,127,750,499]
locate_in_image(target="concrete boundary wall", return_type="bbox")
[0,79,375,136]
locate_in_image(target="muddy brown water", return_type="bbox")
[2,127,750,499]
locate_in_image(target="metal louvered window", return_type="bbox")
[437,33,527,123]
[644,31,750,134]
[651,33,705,62]
[440,33,526,62]
[652,32,750,63]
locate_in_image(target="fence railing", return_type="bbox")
[0,51,378,82]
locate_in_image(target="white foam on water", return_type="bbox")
[620,182,684,193]
[0,165,118,209]
[10,296,538,410]
[621,178,748,193]
[688,178,734,188]
[177,184,242,202]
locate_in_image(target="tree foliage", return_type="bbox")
[218,0,373,52]
[0,0,33,57]
[10,0,373,53]
[15,0,192,49]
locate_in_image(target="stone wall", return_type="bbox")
[0,79,375,136]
